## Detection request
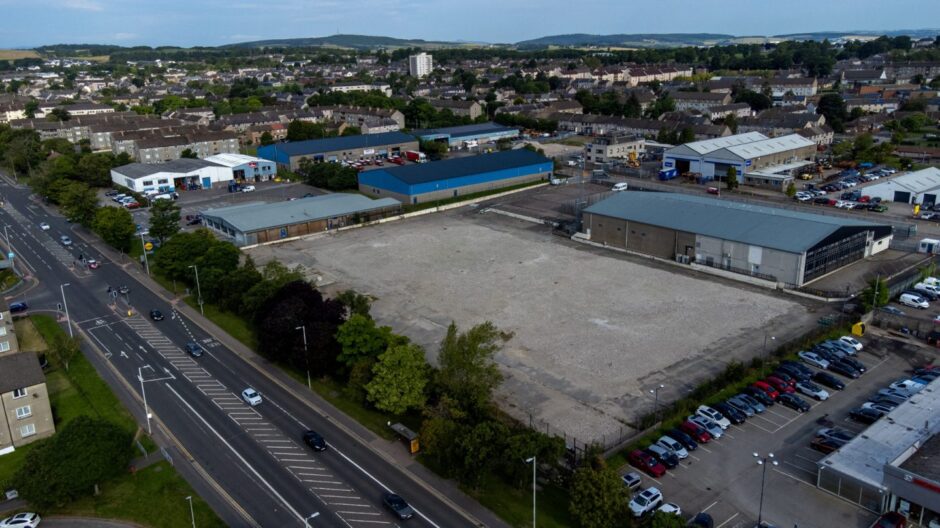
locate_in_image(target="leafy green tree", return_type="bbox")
[335,314,396,367]
[197,241,240,274]
[148,198,181,244]
[569,463,629,528]
[419,139,448,160]
[287,120,329,141]
[456,420,508,488]
[259,131,275,146]
[435,322,511,417]
[733,89,772,112]
[24,100,38,118]
[93,206,135,252]
[48,107,71,121]
[649,510,687,528]
[678,126,695,144]
[817,93,847,133]
[76,152,115,187]
[365,343,429,414]
[180,148,198,159]
[725,165,738,190]
[499,430,566,490]
[217,258,263,313]
[154,229,217,281]
[298,160,359,190]
[60,181,98,226]
[49,333,81,371]
[862,276,889,311]
[785,181,797,198]
[336,289,372,318]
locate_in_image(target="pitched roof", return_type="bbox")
[201,193,401,233]
[371,149,551,186]
[414,122,518,140]
[0,352,45,394]
[669,132,769,155]
[711,134,816,160]
[114,158,226,179]
[584,192,887,253]
[268,131,416,157]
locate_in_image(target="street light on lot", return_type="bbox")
[185,495,195,528]
[304,512,320,528]
[650,384,665,424]
[138,366,152,435]
[525,456,536,528]
[762,334,775,376]
[754,452,778,526]
[60,282,72,338]
[296,325,311,389]
[188,265,204,315]
[140,231,150,276]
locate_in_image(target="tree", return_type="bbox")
[93,206,136,252]
[76,152,115,187]
[365,343,430,415]
[817,93,847,133]
[456,420,508,488]
[678,126,695,144]
[259,131,275,146]
[335,314,396,368]
[435,322,511,417]
[336,289,372,318]
[148,199,181,244]
[180,148,198,159]
[287,120,329,141]
[725,166,738,190]
[499,430,565,490]
[154,229,218,281]
[48,107,71,121]
[649,511,686,528]
[733,89,772,112]
[298,160,359,191]
[785,181,797,198]
[568,464,629,528]
[419,139,448,160]
[11,416,134,509]
[49,334,81,371]
[861,276,889,311]
[59,181,98,227]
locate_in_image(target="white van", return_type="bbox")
[152,194,173,201]
[922,277,940,288]
[915,282,940,296]
[900,293,929,309]
[143,189,159,197]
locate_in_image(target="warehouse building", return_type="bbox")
[201,193,402,246]
[816,376,940,524]
[414,122,519,149]
[662,132,817,188]
[859,167,940,206]
[358,149,552,205]
[204,153,277,183]
[257,131,419,171]
[111,158,232,193]
[583,192,893,287]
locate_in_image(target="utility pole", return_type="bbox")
[138,366,152,435]
[754,453,778,526]
[296,325,311,389]
[188,265,204,315]
[3,225,15,276]
[185,496,195,528]
[650,384,665,424]
[60,283,72,338]
[140,232,150,276]
[525,457,536,528]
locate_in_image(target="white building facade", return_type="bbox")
[408,53,433,78]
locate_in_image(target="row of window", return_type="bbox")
[140,179,170,187]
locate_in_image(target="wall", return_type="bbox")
[411,171,550,204]
[696,236,803,285]
[1,383,54,447]
[584,214,627,248]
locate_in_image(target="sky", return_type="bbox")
[1,0,939,48]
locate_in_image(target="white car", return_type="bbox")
[696,405,731,429]
[0,512,41,528]
[798,351,830,369]
[38,222,50,231]
[612,182,629,192]
[796,380,830,401]
[241,185,256,193]
[889,379,926,395]
[688,414,723,439]
[241,387,262,406]
[838,336,863,352]
[655,435,689,459]
[629,487,663,517]
[657,502,682,516]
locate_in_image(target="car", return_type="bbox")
[812,343,844,362]
[780,359,814,377]
[0,513,41,528]
[712,402,746,424]
[795,377,830,398]
[706,186,720,195]
[696,405,731,429]
[868,204,888,212]
[914,369,940,382]
[776,393,811,412]
[657,502,682,516]
[612,182,629,191]
[628,449,666,477]
[644,445,678,469]
[383,493,414,520]
[688,512,715,528]
[889,379,926,395]
[87,258,99,269]
[656,435,689,459]
[629,487,663,517]
[678,421,711,444]
[827,339,858,356]
[38,222,50,231]
[752,380,780,400]
[112,193,127,202]
[621,471,642,491]
[863,401,896,414]
[725,396,755,417]
[874,512,908,528]
[775,364,810,382]
[184,341,204,358]
[9,302,28,314]
[794,193,813,202]
[828,360,861,379]
[838,356,867,374]
[241,185,256,193]
[765,376,795,394]
[302,430,327,451]
[123,201,141,209]
[736,393,766,413]
[118,285,130,294]
[849,406,884,424]
[149,309,164,321]
[665,428,698,451]
[60,235,72,245]
[688,415,723,439]
[241,387,262,406]
[812,371,846,390]
[872,393,908,407]
[810,436,844,454]
[818,428,855,443]
[744,385,775,406]
[813,197,833,205]
[105,189,120,197]
[769,370,797,387]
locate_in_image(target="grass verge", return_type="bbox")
[465,474,574,528]
[181,297,257,350]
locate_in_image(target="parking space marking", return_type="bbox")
[716,513,739,528]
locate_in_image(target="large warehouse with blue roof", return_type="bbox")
[358,149,553,204]
[257,131,419,170]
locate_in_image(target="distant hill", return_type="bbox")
[773,29,940,41]
[514,33,734,49]
[224,34,463,50]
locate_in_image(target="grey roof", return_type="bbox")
[0,352,45,394]
[369,149,551,186]
[584,192,888,253]
[113,158,226,179]
[202,193,401,233]
[271,131,416,157]
[414,122,518,140]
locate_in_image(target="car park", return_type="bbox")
[0,512,41,528]
[629,487,663,517]
[696,405,731,429]
[241,387,262,406]
[678,421,711,443]
[149,309,164,321]
[849,406,884,424]
[628,449,666,477]
[726,395,755,416]
[645,445,679,469]
[688,415,723,439]
[382,493,414,520]
[712,402,746,424]
[656,436,689,459]
[776,393,811,412]
[745,385,776,405]
[812,371,846,390]
[796,380,830,401]
[810,436,843,454]
[622,471,642,492]
[736,393,766,413]
[666,428,698,451]
[302,430,327,451]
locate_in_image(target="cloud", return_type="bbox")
[59,0,104,10]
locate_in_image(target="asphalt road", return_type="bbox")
[0,178,474,528]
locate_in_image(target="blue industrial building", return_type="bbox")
[358,149,553,204]
[414,122,520,149]
[257,132,419,171]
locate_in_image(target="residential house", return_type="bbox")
[428,99,482,120]
[0,352,55,454]
[671,91,732,112]
[768,77,818,98]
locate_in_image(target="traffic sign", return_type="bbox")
[144,242,153,251]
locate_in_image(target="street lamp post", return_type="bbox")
[140,232,150,276]
[138,366,152,435]
[185,495,195,528]
[188,265,204,315]
[761,334,775,376]
[650,384,665,424]
[524,456,536,528]
[4,225,15,276]
[296,325,311,389]
[754,452,778,526]
[60,283,72,338]
[304,512,320,528]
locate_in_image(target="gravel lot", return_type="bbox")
[247,210,816,446]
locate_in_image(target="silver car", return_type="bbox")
[688,415,723,439]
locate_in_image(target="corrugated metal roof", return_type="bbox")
[674,131,768,155]
[370,149,550,186]
[414,122,518,140]
[113,158,225,179]
[267,131,417,157]
[584,192,886,253]
[715,133,815,159]
[201,193,401,233]
[204,153,268,167]
[865,167,940,195]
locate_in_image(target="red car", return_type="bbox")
[765,376,796,394]
[874,512,907,528]
[679,420,712,443]
[706,187,720,195]
[628,449,667,478]
[388,156,405,165]
[123,201,140,209]
[752,381,780,401]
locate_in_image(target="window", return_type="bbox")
[0,326,6,336]
[12,388,25,399]
[15,405,30,419]
[0,341,10,352]
[19,423,35,437]
[142,180,153,186]
[158,179,168,184]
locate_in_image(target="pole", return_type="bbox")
[525,457,536,528]
[186,496,195,528]
[140,232,150,276]
[189,265,204,315]
[754,452,776,526]
[139,367,151,435]
[296,325,310,389]
[4,225,14,276]
[60,283,72,338]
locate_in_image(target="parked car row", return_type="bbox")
[849,365,938,425]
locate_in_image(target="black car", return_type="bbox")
[849,406,883,424]
[644,447,678,469]
[776,393,811,412]
[828,360,861,379]
[775,364,810,382]
[184,342,204,358]
[688,512,715,528]
[105,190,120,197]
[302,430,327,451]
[812,371,846,390]
[666,428,698,451]
[813,197,832,205]
[744,386,775,406]
[770,370,798,386]
[712,402,746,424]
[382,493,414,520]
[149,309,164,321]
[839,356,867,374]
[8,302,28,313]
[779,360,813,377]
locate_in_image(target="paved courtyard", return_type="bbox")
[247,210,818,446]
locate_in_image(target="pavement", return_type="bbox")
[0,172,502,528]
